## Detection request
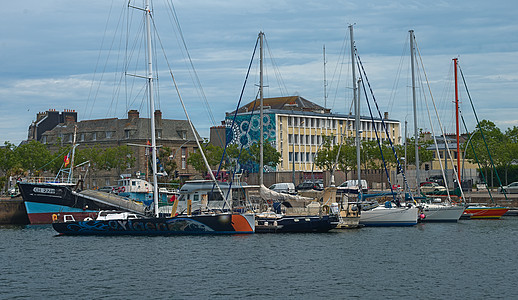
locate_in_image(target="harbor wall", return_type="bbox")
[0,197,29,225]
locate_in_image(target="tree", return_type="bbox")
[464,120,505,186]
[13,140,53,175]
[314,135,356,176]
[187,140,223,174]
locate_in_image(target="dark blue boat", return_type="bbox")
[52,213,255,235]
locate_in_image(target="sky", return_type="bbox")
[1,0,517,146]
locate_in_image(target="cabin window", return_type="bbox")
[193,194,199,201]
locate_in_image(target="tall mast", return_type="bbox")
[410,30,420,194]
[323,44,327,108]
[453,58,461,185]
[349,25,361,194]
[69,125,77,183]
[259,32,264,187]
[145,0,159,217]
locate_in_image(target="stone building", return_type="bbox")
[27,109,200,189]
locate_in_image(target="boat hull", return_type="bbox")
[420,204,465,222]
[359,206,418,226]
[255,215,337,233]
[52,213,255,235]
[463,206,509,219]
[18,182,131,224]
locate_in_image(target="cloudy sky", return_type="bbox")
[2,0,517,145]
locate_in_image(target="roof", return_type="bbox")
[229,96,330,115]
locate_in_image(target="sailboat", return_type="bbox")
[344,25,418,227]
[52,0,254,235]
[250,32,338,233]
[406,31,465,222]
[450,58,509,219]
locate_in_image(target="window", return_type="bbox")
[106,131,114,139]
[92,132,97,141]
[80,133,85,141]
[157,129,162,139]
[125,130,130,139]
[42,136,47,144]
[181,147,187,169]
[289,152,293,162]
[288,134,293,144]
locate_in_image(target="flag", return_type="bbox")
[64,153,70,167]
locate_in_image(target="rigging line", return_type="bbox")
[85,0,123,119]
[153,21,230,207]
[214,37,258,184]
[458,63,507,201]
[264,37,289,96]
[460,115,495,203]
[415,44,465,200]
[419,61,453,201]
[355,49,415,202]
[387,33,409,114]
[164,0,217,127]
[358,70,397,202]
[329,30,352,114]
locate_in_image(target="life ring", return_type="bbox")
[84,217,93,221]
[119,186,125,193]
[52,214,58,222]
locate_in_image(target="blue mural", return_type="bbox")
[225,113,277,172]
[225,113,276,147]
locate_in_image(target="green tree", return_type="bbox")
[187,140,223,173]
[464,120,505,186]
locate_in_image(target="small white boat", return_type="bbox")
[419,200,465,222]
[359,201,418,226]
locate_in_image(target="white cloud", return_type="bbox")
[1,0,518,145]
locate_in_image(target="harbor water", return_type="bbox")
[1,218,517,299]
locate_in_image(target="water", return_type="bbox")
[1,219,517,299]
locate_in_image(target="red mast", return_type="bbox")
[453,58,461,186]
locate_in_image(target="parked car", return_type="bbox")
[269,183,296,194]
[420,182,447,193]
[337,179,368,194]
[499,182,518,194]
[296,180,324,191]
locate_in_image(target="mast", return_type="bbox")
[410,30,420,194]
[453,58,461,185]
[349,25,361,195]
[259,32,264,187]
[69,125,77,183]
[144,0,159,217]
[323,44,327,108]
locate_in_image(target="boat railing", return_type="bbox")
[20,177,77,185]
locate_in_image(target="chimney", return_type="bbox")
[384,112,389,119]
[154,110,162,127]
[154,110,162,121]
[128,110,139,119]
[64,115,75,124]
